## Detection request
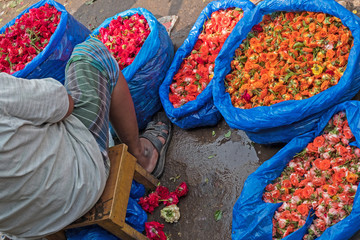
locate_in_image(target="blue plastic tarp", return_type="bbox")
[90,8,174,130]
[0,0,90,84]
[66,180,147,239]
[213,0,360,144]
[159,0,255,129]
[232,100,360,240]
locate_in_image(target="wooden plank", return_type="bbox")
[134,163,159,190]
[109,145,136,225]
[100,220,149,240]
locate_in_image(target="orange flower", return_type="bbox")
[346,172,358,184]
[307,142,318,153]
[329,24,338,34]
[316,13,326,23]
[302,186,314,199]
[282,179,292,188]
[326,49,335,59]
[297,204,309,216]
[309,22,316,32]
[254,44,264,53]
[321,81,330,91]
[313,135,325,147]
[302,47,313,53]
[250,38,259,46]
[314,158,322,168]
[273,84,286,95]
[318,160,331,170]
[327,185,338,196]
[267,52,278,62]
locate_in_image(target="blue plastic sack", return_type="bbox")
[159,0,255,129]
[66,181,147,239]
[232,100,360,240]
[66,225,120,240]
[213,0,360,144]
[130,180,146,200]
[90,8,174,130]
[0,0,90,84]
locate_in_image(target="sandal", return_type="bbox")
[140,112,172,178]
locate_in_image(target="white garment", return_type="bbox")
[0,73,106,239]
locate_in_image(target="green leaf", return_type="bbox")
[208,155,215,159]
[195,73,201,80]
[215,210,223,222]
[212,130,216,136]
[224,130,232,138]
[86,0,97,5]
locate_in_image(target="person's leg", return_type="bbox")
[109,71,165,173]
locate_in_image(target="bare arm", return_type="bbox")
[62,94,74,120]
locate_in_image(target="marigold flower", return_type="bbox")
[346,172,358,184]
[311,64,324,76]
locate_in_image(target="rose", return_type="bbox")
[155,186,170,200]
[138,192,160,213]
[163,192,179,206]
[175,182,189,198]
[145,222,167,240]
[0,4,60,74]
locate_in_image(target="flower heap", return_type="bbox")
[96,13,150,70]
[0,4,61,74]
[263,112,360,240]
[169,7,244,108]
[225,11,353,109]
[139,182,189,240]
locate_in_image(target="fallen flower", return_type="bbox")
[163,192,179,206]
[138,192,160,213]
[145,221,167,240]
[160,204,181,223]
[156,185,170,200]
[175,182,189,198]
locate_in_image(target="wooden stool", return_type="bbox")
[46,144,159,240]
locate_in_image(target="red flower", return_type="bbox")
[241,90,252,102]
[0,4,61,74]
[325,69,335,76]
[138,192,160,213]
[175,182,189,198]
[252,24,263,33]
[96,14,150,70]
[145,222,167,240]
[155,186,170,200]
[164,192,179,206]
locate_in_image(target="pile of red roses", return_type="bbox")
[169,7,244,108]
[263,112,360,240]
[0,4,61,74]
[96,13,151,70]
[139,182,189,240]
[139,182,188,213]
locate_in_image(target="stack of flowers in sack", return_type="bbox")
[139,182,189,240]
[225,11,353,109]
[0,3,61,74]
[96,13,150,70]
[169,7,244,108]
[263,112,360,240]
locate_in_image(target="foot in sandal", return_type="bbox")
[137,112,172,178]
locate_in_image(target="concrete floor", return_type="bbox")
[2,0,360,239]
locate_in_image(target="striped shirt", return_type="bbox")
[65,38,120,176]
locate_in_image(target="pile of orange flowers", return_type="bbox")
[225,11,354,109]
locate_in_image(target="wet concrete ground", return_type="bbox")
[2,0,360,239]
